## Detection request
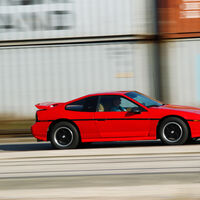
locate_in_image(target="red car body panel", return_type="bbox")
[31,91,200,142]
[32,121,51,141]
[94,111,151,138]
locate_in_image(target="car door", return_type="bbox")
[95,95,151,138]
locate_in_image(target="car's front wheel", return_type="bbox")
[50,121,80,149]
[159,117,189,145]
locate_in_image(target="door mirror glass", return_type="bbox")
[130,107,141,114]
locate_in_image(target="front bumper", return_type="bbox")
[188,120,200,138]
[31,121,52,141]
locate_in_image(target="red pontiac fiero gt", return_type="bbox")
[32,91,200,149]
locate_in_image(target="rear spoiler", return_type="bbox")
[35,102,60,110]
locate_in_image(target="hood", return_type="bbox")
[35,102,62,110]
[160,104,200,114]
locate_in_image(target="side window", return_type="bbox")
[97,96,114,112]
[120,97,139,112]
[97,95,139,112]
[66,96,98,112]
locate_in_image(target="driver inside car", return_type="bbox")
[110,97,126,112]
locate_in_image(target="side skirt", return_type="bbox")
[82,136,156,143]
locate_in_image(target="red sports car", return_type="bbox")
[32,91,200,149]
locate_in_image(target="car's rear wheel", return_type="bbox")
[50,121,80,149]
[159,117,189,145]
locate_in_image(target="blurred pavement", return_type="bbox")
[0,141,200,199]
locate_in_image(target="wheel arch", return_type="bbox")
[156,115,191,139]
[47,118,81,141]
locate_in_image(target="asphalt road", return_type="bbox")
[0,140,200,200]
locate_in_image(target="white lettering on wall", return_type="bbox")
[0,3,73,32]
[180,0,200,18]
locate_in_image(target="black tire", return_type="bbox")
[159,117,189,145]
[50,121,80,149]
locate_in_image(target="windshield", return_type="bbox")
[125,91,163,108]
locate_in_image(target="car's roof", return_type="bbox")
[67,91,137,104]
[87,91,136,96]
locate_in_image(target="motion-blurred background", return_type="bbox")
[0,0,200,139]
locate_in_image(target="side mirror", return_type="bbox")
[130,107,141,114]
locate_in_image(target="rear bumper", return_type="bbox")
[31,121,52,141]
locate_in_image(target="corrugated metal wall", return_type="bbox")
[0,0,158,118]
[159,0,200,106]
[0,42,156,117]
[0,0,199,123]
[161,38,200,106]
[0,0,155,41]
[158,0,200,38]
